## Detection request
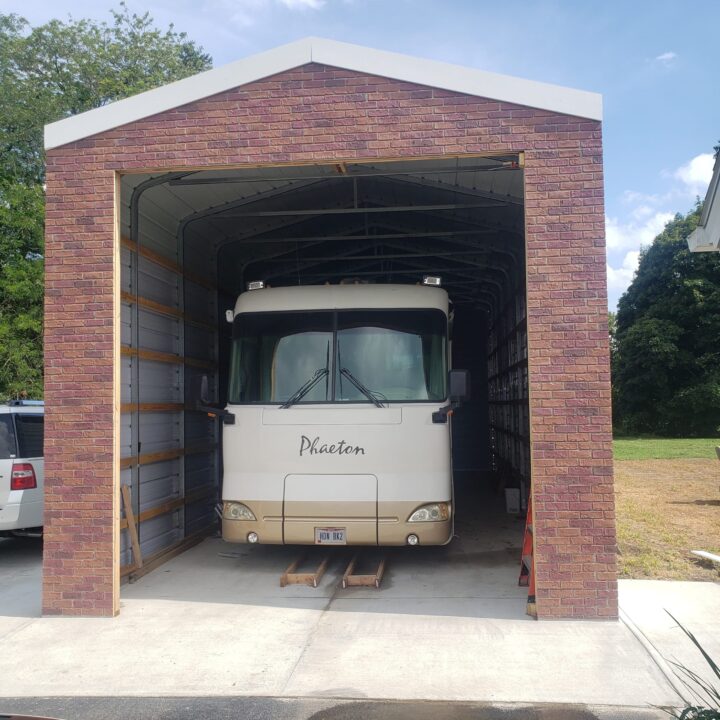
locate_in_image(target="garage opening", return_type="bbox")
[118,155,529,586]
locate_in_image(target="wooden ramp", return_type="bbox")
[342,553,387,589]
[280,554,329,588]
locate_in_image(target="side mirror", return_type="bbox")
[191,374,210,406]
[189,374,236,424]
[449,369,470,403]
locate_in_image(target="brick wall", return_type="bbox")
[44,63,616,618]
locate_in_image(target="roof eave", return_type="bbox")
[688,156,720,252]
[44,36,603,150]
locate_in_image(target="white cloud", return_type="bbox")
[202,0,325,28]
[655,51,677,65]
[606,150,715,307]
[605,210,673,306]
[279,0,325,6]
[607,250,640,296]
[605,211,674,252]
[674,153,715,196]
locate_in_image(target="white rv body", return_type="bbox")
[221,284,453,546]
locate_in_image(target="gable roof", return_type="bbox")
[44,37,603,150]
[687,156,720,252]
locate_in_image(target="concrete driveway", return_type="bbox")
[0,523,717,715]
[0,535,42,626]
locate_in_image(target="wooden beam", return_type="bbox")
[120,345,215,370]
[120,290,182,319]
[119,484,216,530]
[120,402,185,414]
[122,236,216,291]
[120,291,215,331]
[120,484,143,570]
[120,402,215,414]
[280,555,329,588]
[120,443,216,470]
[120,447,182,470]
[342,554,386,589]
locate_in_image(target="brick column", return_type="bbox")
[524,141,617,619]
[43,159,118,616]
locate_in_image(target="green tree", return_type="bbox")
[613,203,720,436]
[0,5,211,399]
[608,310,617,358]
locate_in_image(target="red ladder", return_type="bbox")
[518,497,537,618]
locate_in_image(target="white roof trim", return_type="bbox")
[44,37,602,150]
[688,156,720,252]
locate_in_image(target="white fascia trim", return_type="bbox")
[312,38,602,122]
[687,227,719,252]
[44,36,602,150]
[688,157,720,252]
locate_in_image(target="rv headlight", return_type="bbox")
[407,502,450,523]
[223,502,256,521]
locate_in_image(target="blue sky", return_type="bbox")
[7,0,718,308]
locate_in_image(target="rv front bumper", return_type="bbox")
[222,500,453,546]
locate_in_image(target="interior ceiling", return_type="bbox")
[123,156,525,316]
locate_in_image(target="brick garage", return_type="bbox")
[43,38,615,618]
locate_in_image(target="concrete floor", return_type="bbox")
[0,493,715,712]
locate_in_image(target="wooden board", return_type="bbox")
[120,402,185,414]
[120,290,215,330]
[120,484,143,571]
[280,555,329,588]
[342,554,386,589]
[121,236,216,291]
[120,345,215,370]
[120,443,216,470]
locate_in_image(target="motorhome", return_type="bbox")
[212,282,468,547]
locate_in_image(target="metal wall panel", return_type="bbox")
[138,410,181,455]
[488,287,530,508]
[139,459,181,510]
[185,280,215,322]
[139,513,183,558]
[137,257,180,307]
[120,178,220,578]
[137,311,181,355]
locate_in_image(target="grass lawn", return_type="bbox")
[615,457,720,580]
[614,437,719,461]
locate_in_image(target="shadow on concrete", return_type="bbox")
[0,536,43,619]
[0,697,670,720]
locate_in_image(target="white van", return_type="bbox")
[0,401,44,536]
[198,283,469,548]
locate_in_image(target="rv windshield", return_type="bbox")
[228,308,447,404]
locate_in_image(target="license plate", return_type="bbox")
[315,527,346,545]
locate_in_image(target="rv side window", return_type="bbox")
[14,414,44,458]
[0,414,17,459]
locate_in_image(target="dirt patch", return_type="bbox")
[615,459,720,580]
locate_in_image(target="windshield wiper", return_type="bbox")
[339,367,386,408]
[280,368,329,409]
